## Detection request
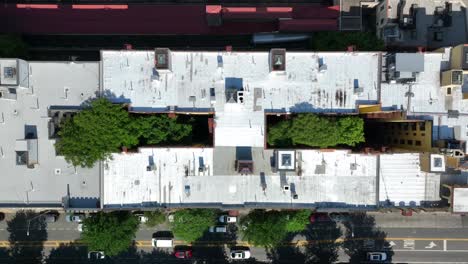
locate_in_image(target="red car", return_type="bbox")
[309,213,331,223]
[174,249,192,259]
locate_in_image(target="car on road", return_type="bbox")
[77,223,83,232]
[309,213,331,223]
[367,252,387,262]
[0,212,5,221]
[66,214,85,223]
[219,215,237,223]
[174,249,192,259]
[88,251,105,260]
[41,213,58,223]
[209,226,227,233]
[230,249,251,260]
[152,238,173,248]
[138,215,148,223]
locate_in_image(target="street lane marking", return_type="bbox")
[1,237,468,248]
[424,241,437,249]
[404,239,415,250]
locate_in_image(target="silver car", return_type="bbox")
[367,252,387,262]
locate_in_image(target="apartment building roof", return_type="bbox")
[2,47,463,209]
[0,61,101,207]
[101,50,381,147]
[379,153,441,207]
[103,148,378,208]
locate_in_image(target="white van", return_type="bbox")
[151,238,173,248]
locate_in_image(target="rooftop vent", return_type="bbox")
[155,48,171,70]
[3,67,16,79]
[270,49,286,72]
[236,160,253,175]
[275,150,296,171]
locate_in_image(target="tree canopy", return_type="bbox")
[311,32,385,51]
[268,114,365,148]
[240,210,310,248]
[170,209,217,242]
[55,98,192,168]
[81,212,139,256]
[143,210,166,228]
[0,35,28,59]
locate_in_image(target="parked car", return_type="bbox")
[209,226,227,233]
[88,251,105,260]
[65,214,85,223]
[329,213,351,222]
[77,224,83,232]
[152,238,173,248]
[219,215,237,223]
[367,252,387,262]
[309,213,331,223]
[174,249,192,259]
[41,213,58,223]
[0,212,5,221]
[138,215,148,223]
[230,249,251,260]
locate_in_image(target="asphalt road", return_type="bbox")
[1,212,468,263]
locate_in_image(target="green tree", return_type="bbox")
[311,32,385,51]
[0,35,28,59]
[241,210,311,248]
[143,210,166,228]
[268,114,365,148]
[131,115,192,145]
[170,209,217,242]
[55,98,137,168]
[285,210,310,232]
[81,212,139,256]
[55,98,193,168]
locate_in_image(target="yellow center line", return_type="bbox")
[1,237,468,248]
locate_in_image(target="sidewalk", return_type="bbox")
[368,211,465,228]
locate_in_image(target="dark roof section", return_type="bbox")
[462,46,468,70]
[0,4,339,35]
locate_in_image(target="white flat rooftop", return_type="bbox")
[380,50,468,144]
[379,153,441,206]
[101,50,380,147]
[103,148,378,208]
[453,187,468,213]
[0,61,100,206]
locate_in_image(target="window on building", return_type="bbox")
[411,123,417,131]
[393,138,398,144]
[380,18,384,25]
[407,140,413,145]
[415,140,422,146]
[419,122,426,131]
[387,137,391,143]
[421,133,425,136]
[403,123,409,130]
[413,133,417,136]
[400,139,405,144]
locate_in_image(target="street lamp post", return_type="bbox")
[26,210,50,236]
